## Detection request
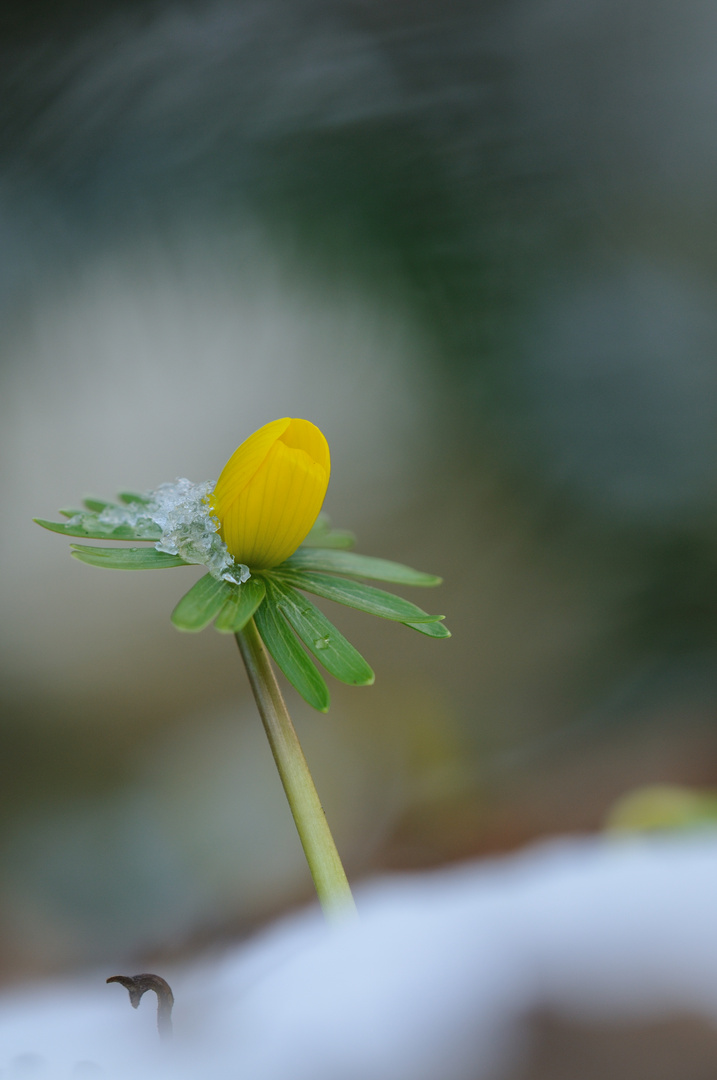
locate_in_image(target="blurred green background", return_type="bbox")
[1,0,717,980]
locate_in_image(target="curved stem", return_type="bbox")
[106,973,174,1040]
[235,618,357,921]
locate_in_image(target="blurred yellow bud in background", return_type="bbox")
[211,418,330,569]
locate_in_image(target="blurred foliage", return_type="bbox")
[606,784,717,834]
[626,528,717,652]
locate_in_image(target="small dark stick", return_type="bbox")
[106,973,174,1039]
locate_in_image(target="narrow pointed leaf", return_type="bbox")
[35,516,162,541]
[275,569,443,623]
[118,491,150,505]
[403,619,452,638]
[36,517,90,536]
[83,498,114,512]
[171,573,235,631]
[214,577,266,633]
[306,511,331,534]
[269,580,374,686]
[300,530,356,549]
[301,513,355,550]
[284,548,441,586]
[70,545,188,569]
[254,599,330,712]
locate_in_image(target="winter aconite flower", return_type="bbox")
[35,417,448,713]
[211,417,330,569]
[36,416,450,918]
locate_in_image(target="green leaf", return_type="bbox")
[284,548,441,586]
[403,619,452,638]
[254,597,330,712]
[171,573,235,631]
[118,491,150,505]
[274,569,443,624]
[83,498,113,512]
[301,513,355,550]
[300,530,356,549]
[36,517,86,535]
[269,580,374,686]
[34,516,162,541]
[214,577,267,633]
[70,545,188,569]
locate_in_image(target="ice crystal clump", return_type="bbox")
[149,479,249,584]
[93,502,148,527]
[71,481,250,584]
[65,502,160,539]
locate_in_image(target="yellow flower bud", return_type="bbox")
[211,418,330,569]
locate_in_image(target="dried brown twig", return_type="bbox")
[106,973,174,1039]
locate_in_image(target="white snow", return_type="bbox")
[2,834,717,1079]
[148,479,249,584]
[69,480,250,584]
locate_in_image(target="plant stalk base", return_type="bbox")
[236,619,357,921]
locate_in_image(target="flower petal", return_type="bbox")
[212,418,330,568]
[212,418,292,522]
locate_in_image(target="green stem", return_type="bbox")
[235,618,357,921]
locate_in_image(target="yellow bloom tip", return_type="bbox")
[211,418,330,569]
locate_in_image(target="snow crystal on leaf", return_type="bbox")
[149,479,249,584]
[70,481,250,584]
